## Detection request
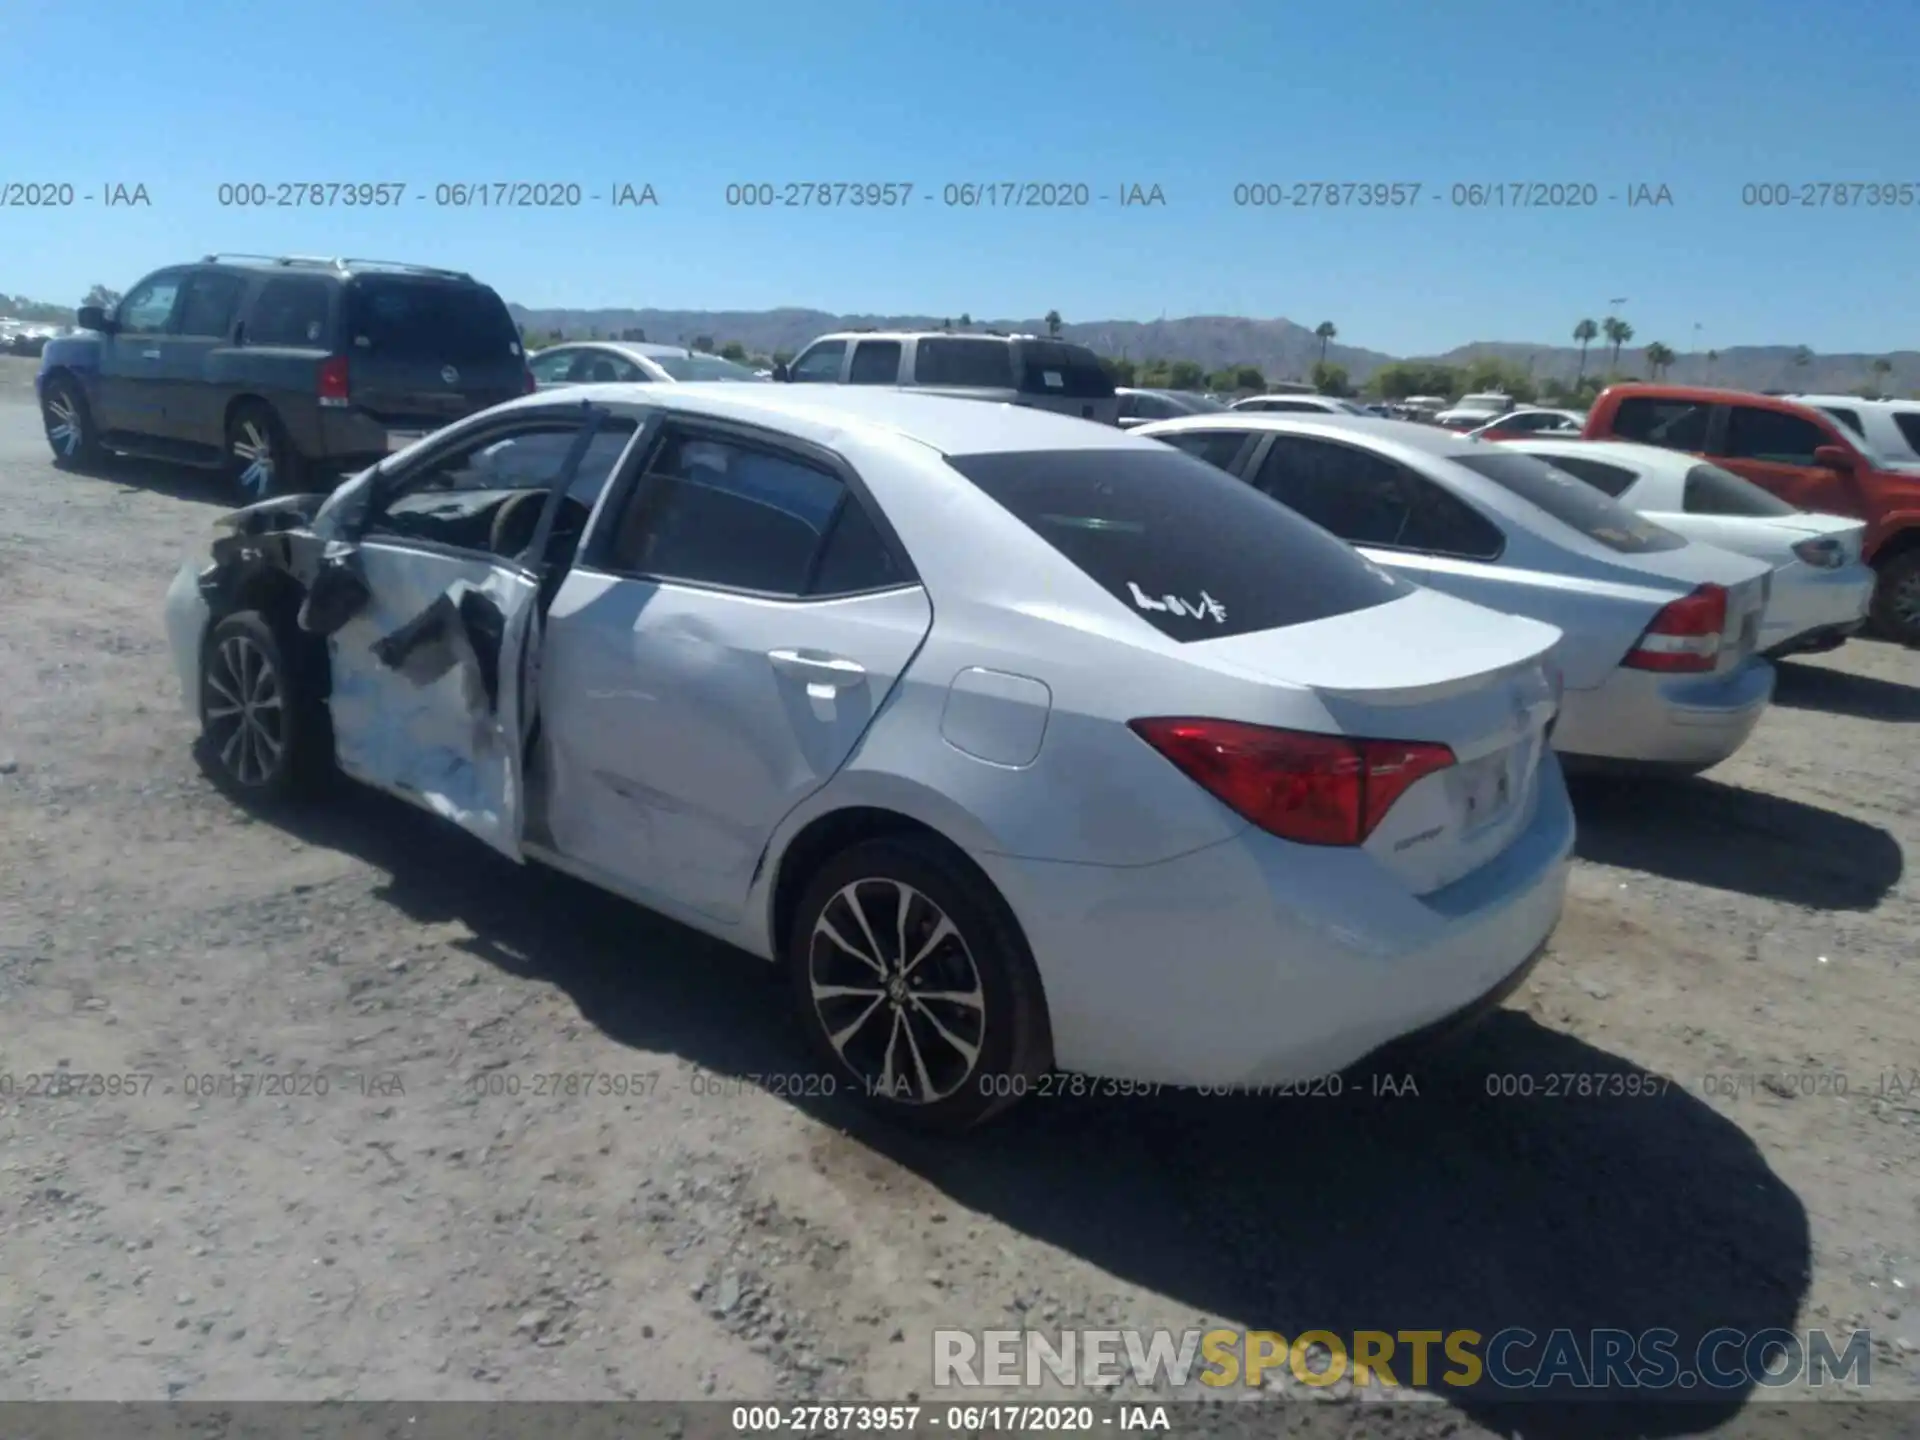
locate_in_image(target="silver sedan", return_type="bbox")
[1136,413,1778,775]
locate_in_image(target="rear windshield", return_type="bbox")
[1452,451,1687,553]
[1014,341,1116,399]
[943,448,1408,642]
[650,352,762,381]
[915,337,1016,387]
[346,279,522,365]
[1684,462,1799,517]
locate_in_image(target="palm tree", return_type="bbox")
[1872,357,1894,395]
[1603,317,1633,375]
[1314,320,1338,366]
[1573,318,1599,383]
[1044,309,1062,337]
[1644,342,1674,380]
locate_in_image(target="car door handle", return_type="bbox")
[141,348,162,359]
[767,649,866,688]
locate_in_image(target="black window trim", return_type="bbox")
[1242,432,1509,564]
[578,414,922,603]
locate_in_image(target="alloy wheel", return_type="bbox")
[204,634,285,787]
[232,419,276,498]
[44,390,83,458]
[807,878,987,1104]
[1892,569,1920,630]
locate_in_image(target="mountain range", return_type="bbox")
[505,306,1917,397]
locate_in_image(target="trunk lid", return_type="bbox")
[1602,540,1772,671]
[342,276,526,429]
[1192,587,1563,894]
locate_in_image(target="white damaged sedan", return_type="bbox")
[164,385,1573,1129]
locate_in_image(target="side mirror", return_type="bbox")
[1813,444,1857,472]
[770,361,790,382]
[76,304,114,332]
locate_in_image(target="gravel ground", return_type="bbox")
[1,355,1916,1437]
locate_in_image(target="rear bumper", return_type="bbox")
[1758,562,1875,655]
[972,754,1574,1089]
[1552,656,1775,768]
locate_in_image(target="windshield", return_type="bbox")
[1452,451,1687,553]
[650,352,764,382]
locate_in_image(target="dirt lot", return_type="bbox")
[1,354,1916,1436]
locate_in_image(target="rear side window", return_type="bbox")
[1452,452,1686,553]
[1253,437,1502,559]
[248,278,334,347]
[914,337,1016,387]
[1683,462,1798,517]
[1539,454,1639,498]
[1723,406,1827,466]
[943,448,1408,642]
[175,272,246,339]
[345,279,521,364]
[1609,396,1710,451]
[1157,429,1252,472]
[810,498,911,595]
[1015,341,1115,399]
[608,433,849,596]
[848,340,902,384]
[1896,413,1920,452]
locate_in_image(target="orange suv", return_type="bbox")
[1582,384,1920,644]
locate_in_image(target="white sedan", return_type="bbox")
[1508,439,1875,658]
[528,341,767,387]
[163,385,1573,1129]
[1136,413,1778,775]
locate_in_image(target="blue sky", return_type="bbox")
[3,0,1915,356]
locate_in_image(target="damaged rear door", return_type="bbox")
[312,403,638,858]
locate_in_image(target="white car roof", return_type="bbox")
[1792,393,1920,413]
[501,380,1145,456]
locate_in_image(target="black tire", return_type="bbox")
[225,401,302,504]
[1868,549,1920,647]
[41,375,102,469]
[787,836,1052,1132]
[197,610,331,803]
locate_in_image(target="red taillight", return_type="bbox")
[1624,583,1726,673]
[522,364,537,394]
[316,356,350,406]
[1129,718,1456,847]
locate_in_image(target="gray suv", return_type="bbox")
[37,254,531,500]
[772,330,1120,425]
